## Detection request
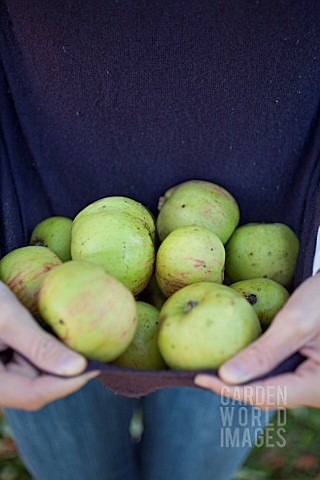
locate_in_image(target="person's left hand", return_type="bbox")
[194,273,320,409]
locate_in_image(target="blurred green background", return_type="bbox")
[0,406,319,480]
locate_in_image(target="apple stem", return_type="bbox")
[183,300,199,314]
[30,237,45,247]
[245,293,257,305]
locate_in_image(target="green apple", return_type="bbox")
[139,275,167,310]
[112,301,166,369]
[0,246,62,318]
[74,196,155,241]
[225,223,299,288]
[30,216,73,262]
[156,180,240,244]
[157,282,261,370]
[38,260,137,362]
[155,226,225,297]
[230,278,290,328]
[71,210,155,295]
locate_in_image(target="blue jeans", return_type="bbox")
[4,380,271,480]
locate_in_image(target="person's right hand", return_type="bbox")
[0,281,100,411]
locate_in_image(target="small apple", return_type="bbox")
[225,223,299,288]
[157,282,261,370]
[71,210,155,295]
[0,246,62,318]
[230,278,290,328]
[139,275,167,310]
[30,216,73,262]
[156,180,240,244]
[155,226,225,297]
[112,301,166,369]
[74,196,155,241]
[38,260,137,362]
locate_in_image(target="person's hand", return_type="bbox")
[0,281,100,411]
[194,274,320,409]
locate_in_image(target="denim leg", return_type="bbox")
[140,387,273,480]
[4,380,139,480]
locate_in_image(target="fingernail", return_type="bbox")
[57,352,87,375]
[67,370,101,384]
[81,370,101,380]
[219,361,248,383]
[194,374,212,388]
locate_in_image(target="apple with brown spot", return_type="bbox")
[38,260,137,362]
[225,223,299,289]
[155,226,225,297]
[0,246,62,319]
[157,282,261,370]
[156,180,240,244]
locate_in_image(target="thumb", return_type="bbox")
[22,330,87,377]
[218,307,305,384]
[0,284,86,376]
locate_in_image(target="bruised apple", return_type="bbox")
[0,246,62,318]
[155,226,225,297]
[156,180,240,244]
[157,282,261,370]
[230,278,289,328]
[38,261,137,362]
[30,216,73,262]
[112,301,166,369]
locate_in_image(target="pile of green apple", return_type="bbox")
[0,180,299,371]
